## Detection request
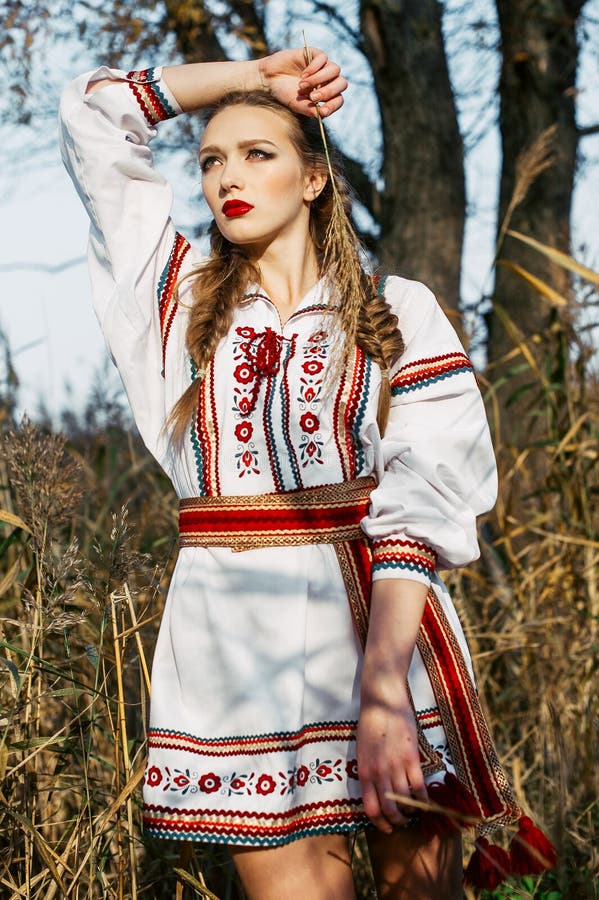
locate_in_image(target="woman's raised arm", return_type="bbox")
[88,48,347,118]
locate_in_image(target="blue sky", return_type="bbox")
[1,0,598,422]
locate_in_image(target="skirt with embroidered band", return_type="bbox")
[141,478,519,846]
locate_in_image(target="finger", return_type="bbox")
[380,789,410,828]
[307,76,348,104]
[407,763,428,804]
[385,771,413,824]
[291,95,344,120]
[315,98,343,119]
[311,95,345,119]
[362,781,394,834]
[301,47,327,75]
[299,61,342,91]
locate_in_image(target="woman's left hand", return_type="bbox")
[258,47,348,117]
[356,577,430,832]
[357,678,428,833]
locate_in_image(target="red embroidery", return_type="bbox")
[295,330,329,467]
[256,774,277,795]
[235,422,253,443]
[302,360,324,376]
[391,352,473,395]
[146,766,162,787]
[145,757,361,798]
[296,766,309,786]
[234,362,255,385]
[299,412,319,434]
[346,759,359,780]
[198,773,221,794]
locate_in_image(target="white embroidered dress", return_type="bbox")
[59,66,498,846]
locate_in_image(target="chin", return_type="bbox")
[218,223,278,250]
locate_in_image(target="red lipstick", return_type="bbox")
[222,200,254,218]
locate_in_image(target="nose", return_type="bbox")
[219,157,245,195]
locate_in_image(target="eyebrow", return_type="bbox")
[199,139,279,157]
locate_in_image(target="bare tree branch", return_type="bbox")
[312,2,360,45]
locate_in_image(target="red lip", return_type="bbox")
[222,200,254,218]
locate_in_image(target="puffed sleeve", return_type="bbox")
[58,66,193,460]
[361,276,497,586]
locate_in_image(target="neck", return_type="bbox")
[246,230,320,323]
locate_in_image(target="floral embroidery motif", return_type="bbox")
[146,766,162,787]
[234,362,255,385]
[296,765,309,787]
[256,774,277,795]
[302,359,324,377]
[231,325,300,480]
[235,446,261,477]
[198,772,222,794]
[158,767,201,795]
[345,759,359,780]
[299,412,319,434]
[296,330,329,467]
[310,757,344,784]
[144,757,360,797]
[432,743,453,769]
[232,327,263,478]
[235,421,253,443]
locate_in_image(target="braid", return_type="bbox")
[167,223,260,449]
[355,275,404,434]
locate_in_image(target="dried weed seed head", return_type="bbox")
[20,537,91,632]
[1,418,84,554]
[92,505,152,594]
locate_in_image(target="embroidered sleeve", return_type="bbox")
[361,277,497,586]
[157,232,191,376]
[125,67,180,125]
[59,66,192,458]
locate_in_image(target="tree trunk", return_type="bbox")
[360,0,465,318]
[490,1,585,419]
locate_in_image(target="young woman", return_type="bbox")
[59,47,552,899]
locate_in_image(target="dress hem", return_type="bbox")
[143,817,369,847]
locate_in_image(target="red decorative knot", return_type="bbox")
[235,327,295,417]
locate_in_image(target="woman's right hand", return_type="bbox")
[258,48,348,118]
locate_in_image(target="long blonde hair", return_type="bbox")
[169,90,404,448]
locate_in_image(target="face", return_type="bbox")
[199,105,325,251]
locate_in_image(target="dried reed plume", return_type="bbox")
[497,124,557,252]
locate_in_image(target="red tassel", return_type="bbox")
[464,838,511,891]
[420,772,481,839]
[509,816,557,874]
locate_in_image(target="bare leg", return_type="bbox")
[230,832,357,900]
[367,826,463,900]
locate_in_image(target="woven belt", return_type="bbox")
[178,476,376,552]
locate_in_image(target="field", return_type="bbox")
[0,268,597,897]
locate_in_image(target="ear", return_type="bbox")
[303,169,328,202]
